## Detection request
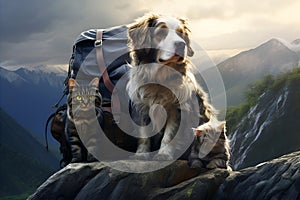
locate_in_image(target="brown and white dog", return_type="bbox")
[127,13,214,160]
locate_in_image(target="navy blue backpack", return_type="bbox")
[67,25,131,105]
[46,25,137,167]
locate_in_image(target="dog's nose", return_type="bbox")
[175,41,186,49]
[175,41,186,56]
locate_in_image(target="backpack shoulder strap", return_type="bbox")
[95,29,115,93]
[95,29,122,121]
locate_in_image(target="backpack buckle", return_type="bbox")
[94,39,102,47]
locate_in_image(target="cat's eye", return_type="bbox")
[89,96,95,101]
[76,96,82,101]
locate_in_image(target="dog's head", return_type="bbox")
[128,13,194,70]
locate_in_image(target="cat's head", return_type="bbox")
[68,77,99,90]
[68,77,102,109]
[192,120,226,136]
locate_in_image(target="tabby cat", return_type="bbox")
[188,120,231,170]
[66,77,102,163]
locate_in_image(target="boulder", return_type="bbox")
[28,151,300,200]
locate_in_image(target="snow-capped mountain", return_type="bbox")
[1,64,67,74]
[0,67,27,85]
[217,38,300,106]
[25,65,67,74]
[281,38,300,53]
[0,66,67,143]
[0,65,66,87]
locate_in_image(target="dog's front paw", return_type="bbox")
[130,153,151,160]
[153,153,173,161]
[188,159,204,168]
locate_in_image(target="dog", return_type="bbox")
[127,13,214,160]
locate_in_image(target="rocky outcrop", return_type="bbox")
[215,151,300,200]
[28,151,300,200]
[229,73,300,170]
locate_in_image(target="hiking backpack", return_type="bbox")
[45,25,136,167]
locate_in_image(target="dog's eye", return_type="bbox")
[176,30,184,38]
[155,28,168,40]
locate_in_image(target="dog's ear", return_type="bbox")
[179,18,194,57]
[128,13,159,49]
[128,13,159,63]
[187,39,195,57]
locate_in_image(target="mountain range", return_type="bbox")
[0,65,66,145]
[217,38,300,106]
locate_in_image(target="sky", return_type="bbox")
[0,0,299,68]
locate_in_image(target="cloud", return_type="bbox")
[0,0,144,65]
[0,0,299,66]
[185,0,298,20]
[0,0,65,43]
[196,24,300,51]
[186,2,235,20]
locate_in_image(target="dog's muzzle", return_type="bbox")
[175,41,186,60]
[175,41,186,55]
[158,41,187,64]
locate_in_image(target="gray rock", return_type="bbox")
[215,151,300,200]
[28,163,105,200]
[28,151,300,200]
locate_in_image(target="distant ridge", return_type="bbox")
[217,38,299,106]
[0,66,66,144]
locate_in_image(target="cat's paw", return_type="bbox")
[188,159,204,168]
[206,159,227,169]
[71,157,82,163]
[227,166,233,171]
[87,153,98,162]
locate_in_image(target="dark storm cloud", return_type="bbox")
[0,0,66,43]
[0,0,145,66]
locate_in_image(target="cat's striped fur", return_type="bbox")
[188,120,231,169]
[66,77,101,162]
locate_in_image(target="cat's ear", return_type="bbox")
[217,121,226,131]
[192,127,204,136]
[68,78,79,90]
[89,77,99,88]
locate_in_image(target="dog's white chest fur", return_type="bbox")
[127,63,196,113]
